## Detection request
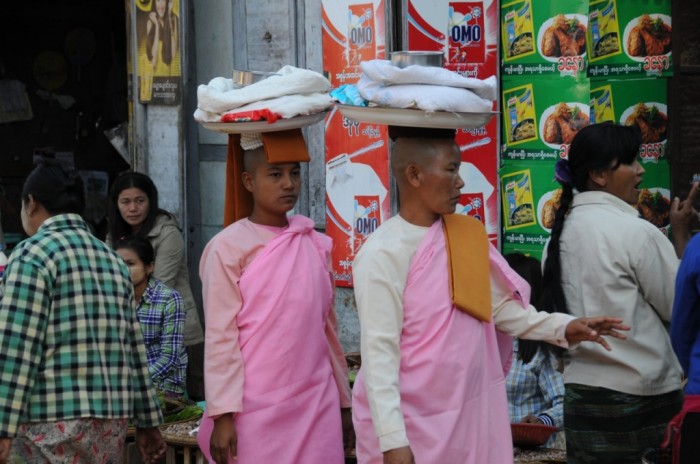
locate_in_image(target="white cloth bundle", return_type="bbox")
[357,59,497,113]
[194,66,334,122]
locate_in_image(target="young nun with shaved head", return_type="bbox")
[350,127,629,464]
[197,130,352,464]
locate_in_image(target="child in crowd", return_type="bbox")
[114,235,188,397]
[108,171,204,400]
[505,253,565,449]
[197,130,352,464]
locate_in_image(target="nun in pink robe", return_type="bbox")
[351,215,573,464]
[198,215,352,464]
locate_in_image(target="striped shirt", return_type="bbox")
[0,214,162,437]
[138,278,188,396]
[506,339,565,432]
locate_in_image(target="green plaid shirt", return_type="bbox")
[0,214,162,437]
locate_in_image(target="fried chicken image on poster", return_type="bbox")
[627,14,671,57]
[541,15,586,57]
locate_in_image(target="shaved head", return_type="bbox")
[391,137,459,188]
[243,146,267,175]
[389,135,464,225]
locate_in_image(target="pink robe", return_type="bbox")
[353,219,528,463]
[198,216,345,464]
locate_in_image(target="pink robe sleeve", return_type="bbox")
[325,297,352,408]
[200,239,245,417]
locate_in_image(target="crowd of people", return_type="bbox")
[0,121,698,464]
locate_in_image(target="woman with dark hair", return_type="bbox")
[504,253,564,448]
[541,123,699,463]
[115,235,188,398]
[108,171,204,400]
[146,0,179,74]
[0,160,166,463]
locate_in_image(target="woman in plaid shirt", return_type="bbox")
[0,160,165,464]
[115,235,188,397]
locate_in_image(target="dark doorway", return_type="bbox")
[0,0,130,248]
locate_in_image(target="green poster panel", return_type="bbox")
[587,0,672,78]
[502,77,590,162]
[501,0,588,78]
[590,77,668,163]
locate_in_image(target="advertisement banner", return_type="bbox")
[586,0,672,78]
[407,0,497,78]
[407,0,500,242]
[500,0,588,78]
[590,77,668,164]
[136,0,181,105]
[501,77,591,163]
[322,0,390,287]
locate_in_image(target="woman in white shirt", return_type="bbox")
[541,123,698,463]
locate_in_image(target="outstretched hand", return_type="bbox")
[565,317,630,351]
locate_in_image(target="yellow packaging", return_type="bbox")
[587,0,622,61]
[502,0,536,60]
[139,54,154,103]
[502,169,536,230]
[590,84,616,124]
[503,83,538,145]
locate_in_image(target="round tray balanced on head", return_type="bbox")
[199,111,328,134]
[337,105,496,130]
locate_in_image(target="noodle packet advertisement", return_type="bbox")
[500,162,559,254]
[501,0,588,78]
[501,77,590,163]
[586,0,672,78]
[590,77,668,163]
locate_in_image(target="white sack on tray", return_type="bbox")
[360,59,498,102]
[194,93,334,123]
[196,65,332,115]
[357,74,493,113]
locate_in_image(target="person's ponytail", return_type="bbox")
[541,183,573,315]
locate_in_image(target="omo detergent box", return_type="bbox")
[501,0,588,77]
[587,0,672,77]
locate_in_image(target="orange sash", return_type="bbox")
[442,214,492,322]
